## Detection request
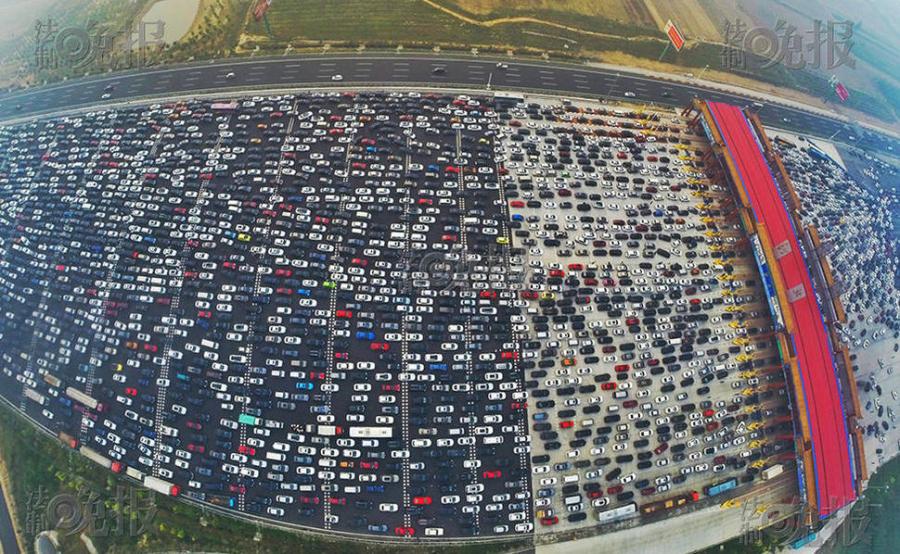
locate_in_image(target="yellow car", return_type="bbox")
[237,233,252,242]
[495,236,509,245]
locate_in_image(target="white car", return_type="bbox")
[624,91,636,98]
[225,72,236,79]
[331,74,344,81]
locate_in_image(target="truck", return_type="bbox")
[143,476,180,496]
[57,431,78,449]
[66,387,101,410]
[761,464,784,480]
[207,495,236,508]
[43,373,62,388]
[640,491,699,514]
[24,388,46,405]
[310,424,344,436]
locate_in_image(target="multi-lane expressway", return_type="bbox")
[0,55,896,154]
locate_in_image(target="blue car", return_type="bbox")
[296,382,314,390]
[356,331,376,340]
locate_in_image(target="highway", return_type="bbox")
[0,55,896,154]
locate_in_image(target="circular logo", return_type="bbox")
[54,27,94,69]
[47,493,89,536]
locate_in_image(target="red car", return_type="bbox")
[510,200,525,208]
[601,382,617,391]
[186,443,205,453]
[559,420,574,429]
[412,496,432,505]
[394,527,415,536]
[607,485,624,495]
[482,470,502,479]
[540,516,559,526]
[369,342,390,351]
[238,445,256,455]
[299,496,320,505]
[328,497,346,505]
[124,387,137,397]
[336,310,353,318]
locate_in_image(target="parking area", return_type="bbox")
[495,98,795,533]
[0,91,799,542]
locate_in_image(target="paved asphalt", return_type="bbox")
[0,485,19,554]
[0,55,896,154]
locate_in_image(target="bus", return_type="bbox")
[349,427,392,438]
[238,413,261,426]
[597,502,637,524]
[704,478,738,497]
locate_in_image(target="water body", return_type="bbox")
[822,454,900,554]
[0,485,19,554]
[138,0,201,45]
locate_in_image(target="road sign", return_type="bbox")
[664,20,686,51]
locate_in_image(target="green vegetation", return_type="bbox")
[170,0,253,61]
[0,402,530,554]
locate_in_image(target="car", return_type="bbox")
[624,91,636,98]
[331,74,344,81]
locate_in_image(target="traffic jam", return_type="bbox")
[500,99,795,532]
[0,91,792,540]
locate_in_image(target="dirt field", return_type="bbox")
[643,0,723,42]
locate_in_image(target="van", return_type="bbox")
[266,452,286,462]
